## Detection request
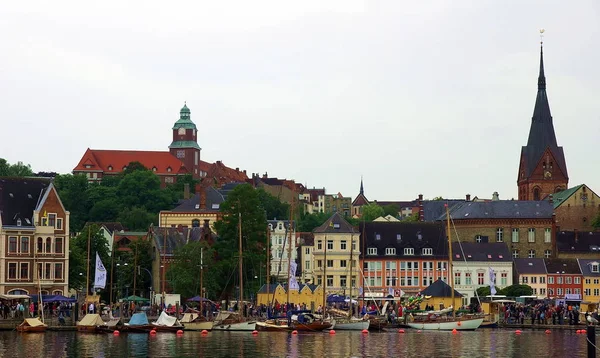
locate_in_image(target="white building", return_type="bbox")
[451,242,513,305]
[268,220,298,281]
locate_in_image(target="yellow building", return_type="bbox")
[256,284,325,308]
[419,279,463,310]
[159,186,224,231]
[578,259,600,310]
[312,213,361,297]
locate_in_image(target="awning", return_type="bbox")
[0,294,30,300]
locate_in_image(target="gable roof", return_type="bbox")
[514,258,547,275]
[0,177,51,227]
[544,258,582,275]
[314,212,356,234]
[422,200,465,222]
[86,222,125,235]
[202,161,249,187]
[556,231,600,254]
[352,193,369,206]
[73,149,187,176]
[150,226,213,255]
[549,184,599,209]
[360,221,447,259]
[578,259,600,277]
[171,187,225,212]
[452,242,511,262]
[440,200,553,220]
[421,279,462,297]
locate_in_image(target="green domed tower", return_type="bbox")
[169,103,202,178]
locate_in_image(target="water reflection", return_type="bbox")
[0,329,590,357]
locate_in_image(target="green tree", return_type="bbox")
[116,170,177,213]
[0,158,8,176]
[69,224,111,295]
[118,207,157,231]
[121,161,148,176]
[592,213,600,229]
[499,284,533,297]
[362,203,385,221]
[113,239,154,299]
[401,213,419,222]
[168,241,214,299]
[54,174,90,232]
[476,286,491,297]
[0,158,34,177]
[382,204,399,218]
[432,196,444,201]
[257,189,289,220]
[297,212,330,232]
[213,184,267,300]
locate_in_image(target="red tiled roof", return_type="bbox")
[73,149,187,175]
[202,160,249,187]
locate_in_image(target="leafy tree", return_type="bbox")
[0,159,8,176]
[69,224,111,296]
[257,189,289,220]
[36,171,58,178]
[168,241,215,299]
[118,207,157,231]
[362,203,385,221]
[121,161,148,176]
[297,212,330,232]
[54,174,90,232]
[432,196,444,201]
[476,286,491,297]
[382,204,399,218]
[500,284,533,297]
[401,213,419,222]
[89,199,121,222]
[0,158,34,177]
[116,170,177,213]
[113,239,154,299]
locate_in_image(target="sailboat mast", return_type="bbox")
[349,233,353,318]
[446,204,455,318]
[287,193,294,306]
[238,208,244,317]
[266,226,270,308]
[200,247,204,299]
[85,225,91,298]
[322,234,327,320]
[361,218,366,312]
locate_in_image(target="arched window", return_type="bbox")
[7,289,28,295]
[53,290,63,295]
[45,238,52,253]
[533,187,541,201]
[40,290,49,295]
[37,237,43,253]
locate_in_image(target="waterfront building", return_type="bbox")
[517,41,568,200]
[73,104,248,187]
[544,258,583,299]
[268,219,298,281]
[0,177,70,296]
[85,222,124,254]
[256,283,324,307]
[312,213,360,296]
[452,242,513,305]
[296,232,315,284]
[439,196,555,259]
[513,258,548,299]
[556,230,600,259]
[551,184,600,232]
[577,259,600,305]
[360,221,448,298]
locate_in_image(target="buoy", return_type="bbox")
[515,330,521,335]
[201,330,208,335]
[398,329,405,334]
[452,329,458,334]
[576,330,582,334]
[252,330,258,335]
[292,330,298,335]
[113,330,120,336]
[457,322,462,326]
[362,329,369,334]
[545,330,551,334]
[150,330,157,335]
[177,330,184,335]
[417,330,422,333]
[329,329,336,335]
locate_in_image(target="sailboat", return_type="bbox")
[18,239,48,333]
[213,211,257,331]
[406,204,483,331]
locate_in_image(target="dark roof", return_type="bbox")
[520,44,568,179]
[359,222,447,259]
[452,242,511,262]
[0,177,51,227]
[314,212,356,233]
[421,279,462,297]
[306,188,325,203]
[150,226,213,255]
[257,284,282,294]
[440,200,553,220]
[86,222,125,235]
[352,193,369,206]
[514,258,547,275]
[578,259,600,277]
[544,258,582,275]
[171,187,225,212]
[296,232,314,246]
[556,231,600,254]
[422,200,465,222]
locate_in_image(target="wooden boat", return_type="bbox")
[98,318,124,333]
[77,313,105,333]
[124,312,154,333]
[334,317,370,330]
[181,313,214,331]
[152,311,184,332]
[212,312,257,331]
[407,316,484,331]
[290,312,333,331]
[367,316,389,331]
[16,318,47,333]
[256,319,290,331]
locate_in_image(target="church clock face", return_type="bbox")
[177,150,185,158]
[544,170,552,179]
[178,128,186,135]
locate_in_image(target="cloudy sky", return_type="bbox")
[1,1,599,201]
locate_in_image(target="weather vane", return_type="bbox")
[540,28,545,45]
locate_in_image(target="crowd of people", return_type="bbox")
[501,301,583,325]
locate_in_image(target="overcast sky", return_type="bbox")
[1,1,599,201]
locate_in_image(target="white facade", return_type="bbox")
[301,244,314,283]
[269,220,298,280]
[452,261,513,305]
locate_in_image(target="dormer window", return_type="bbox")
[167,167,172,172]
[375,234,381,240]
[592,263,599,273]
[404,248,414,256]
[108,165,113,171]
[367,247,377,255]
[16,219,21,226]
[385,248,396,256]
[152,167,157,172]
[396,234,402,241]
[333,223,340,229]
[85,164,92,169]
[422,248,433,256]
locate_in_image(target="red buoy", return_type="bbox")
[113,330,120,336]
[150,330,157,335]
[292,330,298,335]
[362,329,368,334]
[398,329,405,333]
[329,329,336,335]
[252,330,258,335]
[545,330,551,334]
[201,330,208,335]
[417,330,422,333]
[452,329,458,334]
[177,330,184,335]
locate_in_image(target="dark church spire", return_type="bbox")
[538,43,546,90]
[360,176,364,195]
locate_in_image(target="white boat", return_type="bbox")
[407,317,484,331]
[414,306,453,316]
[181,313,214,331]
[334,318,370,330]
[212,312,256,331]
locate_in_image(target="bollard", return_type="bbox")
[588,325,596,358]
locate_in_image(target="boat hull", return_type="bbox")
[291,321,332,331]
[76,325,99,333]
[183,321,214,331]
[212,321,257,331]
[256,321,290,332]
[407,318,484,331]
[152,324,185,332]
[334,320,370,331]
[16,325,47,333]
[125,324,156,333]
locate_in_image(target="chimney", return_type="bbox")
[263,172,268,179]
[184,183,190,200]
[243,170,246,175]
[200,189,206,209]
[466,194,471,202]
[418,194,424,222]
[492,192,499,201]
[236,167,239,172]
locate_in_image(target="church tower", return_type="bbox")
[169,103,202,178]
[517,39,568,200]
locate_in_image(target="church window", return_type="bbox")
[177,150,185,158]
[178,128,186,135]
[533,187,540,201]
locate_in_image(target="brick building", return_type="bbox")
[545,258,582,299]
[517,42,568,200]
[552,184,600,232]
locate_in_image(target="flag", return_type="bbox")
[358,286,363,296]
[388,287,394,296]
[488,267,496,296]
[94,253,107,290]
[42,210,47,218]
[289,261,299,290]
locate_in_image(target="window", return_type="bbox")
[327,240,333,250]
[326,275,333,287]
[557,277,563,284]
[548,277,554,284]
[531,276,537,284]
[386,248,396,256]
[528,250,535,258]
[8,237,17,253]
[386,261,396,270]
[305,261,310,270]
[540,288,546,295]
[477,272,484,285]
[465,272,472,285]
[55,238,63,254]
[586,279,591,284]
[317,241,322,250]
[595,289,600,296]
[340,260,347,268]
[317,260,322,268]
[341,241,347,250]
[56,218,63,230]
[45,263,51,279]
[55,263,63,279]
[165,176,174,183]
[326,260,333,268]
[352,240,356,251]
[557,288,563,296]
[20,237,29,253]
[340,275,347,288]
[592,264,600,273]
[44,237,51,253]
[540,276,545,284]
[522,276,528,284]
[422,248,433,256]
[8,263,17,280]
[544,250,551,258]
[42,216,48,226]
[585,289,592,296]
[528,228,535,242]
[512,228,519,243]
[595,279,600,285]
[375,234,381,240]
[305,247,310,255]
[501,272,508,286]
[565,276,572,284]
[48,213,56,227]
[367,248,377,255]
[574,277,581,284]
[317,276,322,285]
[404,248,414,256]
[512,250,519,258]
[20,263,29,279]
[396,234,402,241]
[454,272,461,285]
[544,228,551,243]
[496,228,504,242]
[548,288,554,296]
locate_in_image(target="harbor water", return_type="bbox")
[0,329,593,357]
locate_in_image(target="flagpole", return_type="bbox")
[86,225,91,298]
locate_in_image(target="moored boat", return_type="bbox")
[124,312,154,333]
[77,314,105,333]
[406,316,484,331]
[212,312,257,331]
[290,311,333,331]
[256,319,290,332]
[334,317,370,331]
[98,318,123,333]
[152,311,184,332]
[16,318,47,333]
[181,313,214,331]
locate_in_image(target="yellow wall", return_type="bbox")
[583,276,600,303]
[312,233,361,296]
[421,296,460,310]
[159,211,219,231]
[257,286,325,307]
